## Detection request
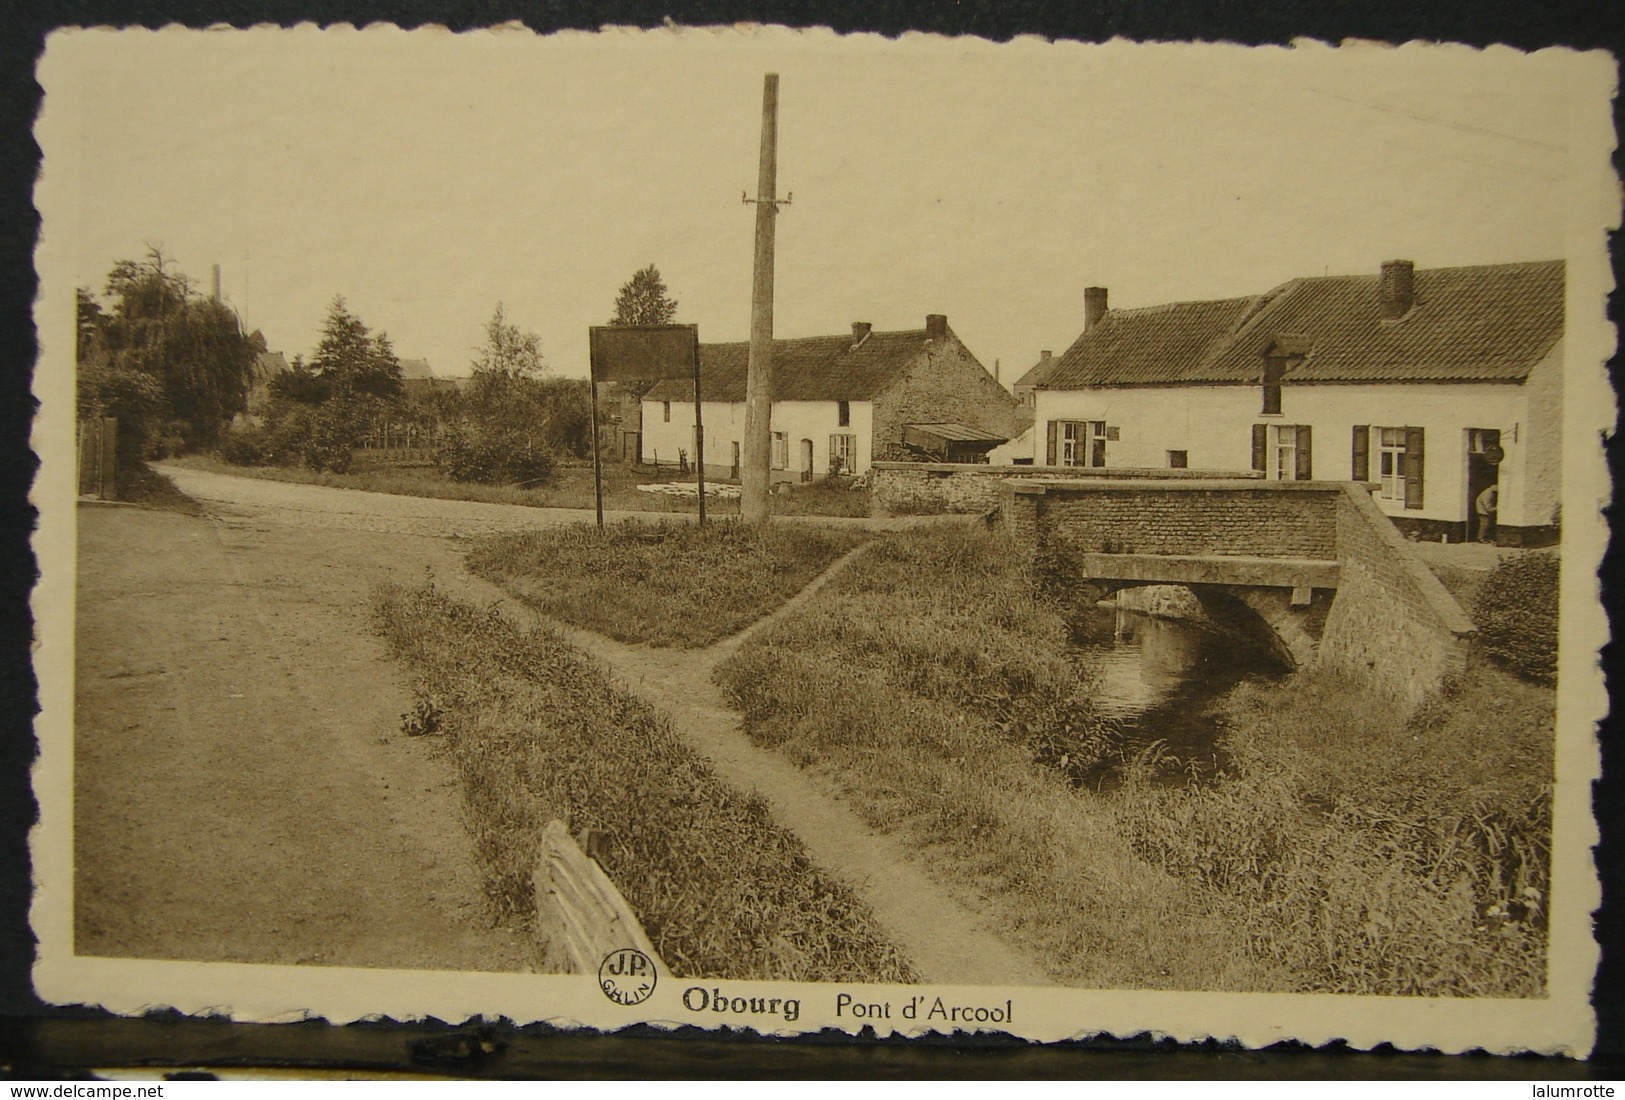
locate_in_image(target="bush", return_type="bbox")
[218,428,270,466]
[300,402,358,473]
[1472,553,1559,682]
[437,421,556,487]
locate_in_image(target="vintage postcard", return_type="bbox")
[29,26,1617,1055]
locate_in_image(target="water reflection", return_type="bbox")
[1064,598,1284,788]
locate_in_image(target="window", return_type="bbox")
[837,400,851,427]
[1251,424,1312,480]
[771,431,788,470]
[662,401,671,423]
[1167,450,1188,469]
[829,433,855,474]
[1353,425,1424,508]
[1047,420,1110,467]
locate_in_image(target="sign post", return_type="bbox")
[588,324,705,530]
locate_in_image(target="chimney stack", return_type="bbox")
[851,321,872,346]
[1379,260,1414,319]
[1040,350,1052,361]
[212,264,222,303]
[1084,287,1108,331]
[925,314,948,341]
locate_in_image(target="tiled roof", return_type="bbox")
[1041,260,1564,389]
[399,357,435,380]
[250,351,289,386]
[1041,297,1264,388]
[646,328,934,403]
[1012,353,1058,390]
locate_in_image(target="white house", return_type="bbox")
[1033,260,1564,546]
[641,315,1017,483]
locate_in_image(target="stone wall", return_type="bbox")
[870,334,1018,459]
[1318,486,1476,707]
[873,462,1256,516]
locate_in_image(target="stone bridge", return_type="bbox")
[1001,478,1477,708]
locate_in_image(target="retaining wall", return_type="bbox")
[1318,486,1476,705]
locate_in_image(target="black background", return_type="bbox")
[0,0,1619,1079]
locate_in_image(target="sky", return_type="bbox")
[40,27,1590,382]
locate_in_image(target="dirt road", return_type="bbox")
[79,465,1045,983]
[75,501,531,971]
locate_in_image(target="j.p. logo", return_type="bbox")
[598,948,656,1006]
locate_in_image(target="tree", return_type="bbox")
[79,248,258,456]
[610,264,678,326]
[309,295,404,402]
[472,302,545,383]
[608,265,681,404]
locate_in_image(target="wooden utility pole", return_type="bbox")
[740,74,782,524]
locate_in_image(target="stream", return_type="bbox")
[1062,595,1286,788]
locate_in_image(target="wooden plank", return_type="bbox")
[533,819,661,975]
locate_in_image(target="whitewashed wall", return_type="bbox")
[1033,375,1553,529]
[641,398,874,479]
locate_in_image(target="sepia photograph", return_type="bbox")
[29,25,1615,1054]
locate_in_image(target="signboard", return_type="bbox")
[589,324,699,383]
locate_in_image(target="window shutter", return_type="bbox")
[1351,425,1370,481]
[1404,426,1425,509]
[1105,425,1120,442]
[1046,421,1059,466]
[1294,425,1313,480]
[1251,424,1267,472]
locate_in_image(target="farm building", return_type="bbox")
[640,314,1016,482]
[1033,260,1564,546]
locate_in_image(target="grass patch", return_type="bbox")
[176,451,874,517]
[467,519,869,648]
[714,522,1283,992]
[372,580,913,983]
[118,462,204,515]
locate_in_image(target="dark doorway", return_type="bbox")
[1466,428,1502,543]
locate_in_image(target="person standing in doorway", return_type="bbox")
[1476,484,1499,544]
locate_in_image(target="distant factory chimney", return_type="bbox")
[212,264,222,303]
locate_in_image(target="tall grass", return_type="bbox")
[1111,665,1552,996]
[467,519,868,648]
[372,580,912,983]
[716,523,1282,991]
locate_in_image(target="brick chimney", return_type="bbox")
[1084,287,1108,331]
[1040,350,1053,361]
[851,321,871,347]
[1380,260,1414,319]
[925,314,948,341]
